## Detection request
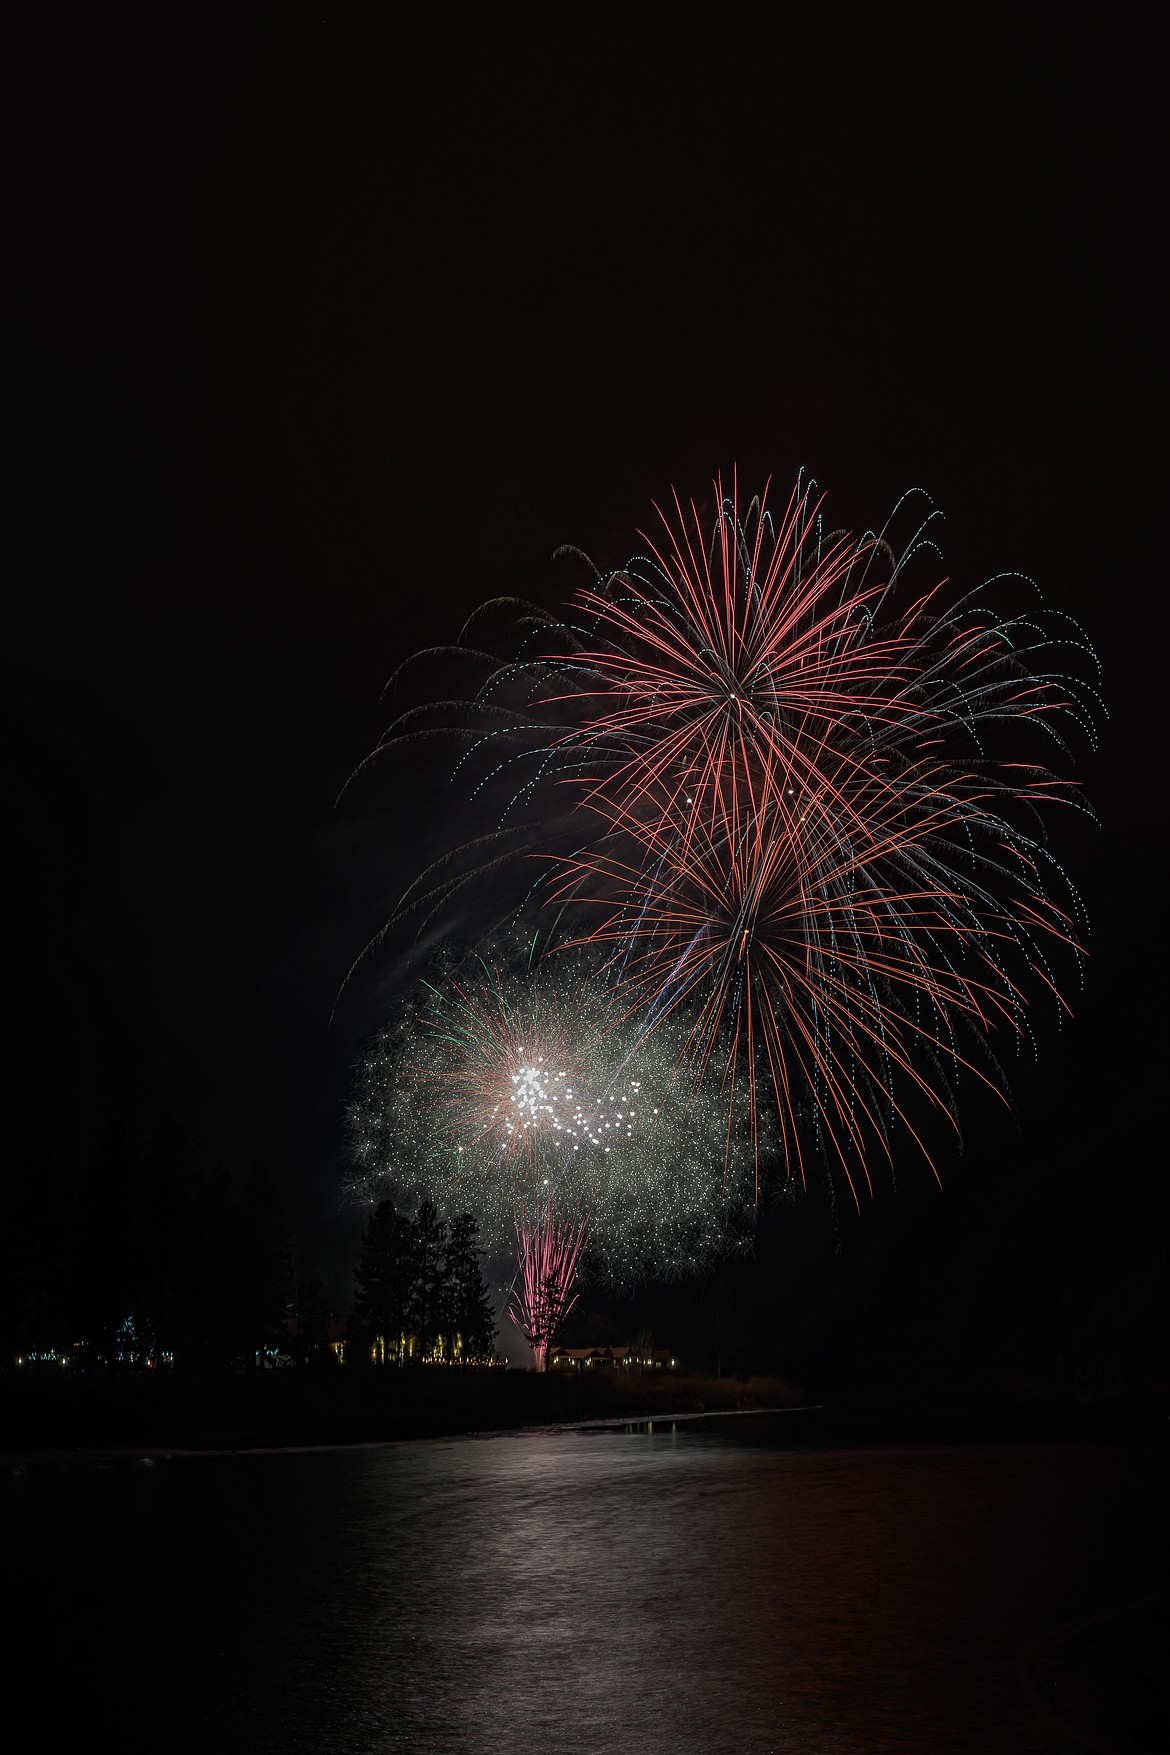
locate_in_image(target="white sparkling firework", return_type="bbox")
[347,944,758,1284]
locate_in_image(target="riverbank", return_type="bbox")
[3,1365,1164,1457]
[1,1366,807,1455]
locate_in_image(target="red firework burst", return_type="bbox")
[509,1209,588,1370]
[554,735,1080,1204]
[548,471,1092,851]
[530,472,1095,1197]
[348,468,1097,1215]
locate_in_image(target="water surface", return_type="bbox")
[5,1423,1162,1752]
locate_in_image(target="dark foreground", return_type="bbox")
[3,1366,803,1453]
[2,1364,1165,1456]
[2,1419,1166,1754]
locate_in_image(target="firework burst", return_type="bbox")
[345,469,1099,1231]
[552,472,1099,833]
[508,1209,588,1371]
[536,475,1097,1194]
[555,746,1060,1203]
[347,941,757,1283]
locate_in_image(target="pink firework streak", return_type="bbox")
[553,740,1078,1206]
[535,472,1095,1197]
[548,472,934,824]
[545,471,1092,872]
[509,1210,589,1370]
[347,469,1098,1219]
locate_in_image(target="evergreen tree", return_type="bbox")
[411,1200,448,1361]
[71,1119,134,1358]
[181,1163,240,1372]
[352,1201,415,1363]
[287,1268,329,1369]
[4,1180,73,1358]
[443,1213,497,1362]
[235,1159,294,1369]
[136,1112,203,1366]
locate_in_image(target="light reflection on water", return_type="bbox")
[4,1425,1162,1753]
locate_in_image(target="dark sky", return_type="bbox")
[8,5,1164,1293]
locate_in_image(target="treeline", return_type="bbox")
[1,1117,305,1372]
[351,1200,498,1365]
[0,1118,500,1375]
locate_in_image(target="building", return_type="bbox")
[548,1344,678,1372]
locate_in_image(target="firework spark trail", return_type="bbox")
[553,731,1082,1204]
[523,474,1097,1191]
[549,477,931,824]
[508,1208,588,1370]
[545,476,1098,868]
[342,472,1096,977]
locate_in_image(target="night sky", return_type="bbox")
[9,7,1164,1322]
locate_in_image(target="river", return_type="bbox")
[4,1418,1163,1752]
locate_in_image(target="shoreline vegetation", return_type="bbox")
[3,1366,1164,1459]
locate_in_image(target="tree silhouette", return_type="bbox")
[287,1269,329,1369]
[411,1200,448,1361]
[352,1200,416,1364]
[235,1159,293,1369]
[442,1213,497,1362]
